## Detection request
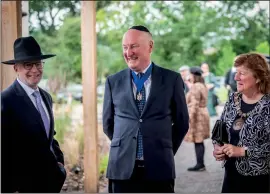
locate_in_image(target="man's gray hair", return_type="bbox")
[179,65,190,72]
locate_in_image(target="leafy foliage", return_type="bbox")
[216,43,236,76]
[29,1,112,36]
[30,1,269,88]
[255,41,270,54]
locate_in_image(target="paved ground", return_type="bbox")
[174,107,225,193]
[71,103,225,193]
[175,137,224,193]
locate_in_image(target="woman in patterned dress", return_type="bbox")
[184,66,210,171]
[213,53,270,193]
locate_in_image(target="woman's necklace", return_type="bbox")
[233,92,258,130]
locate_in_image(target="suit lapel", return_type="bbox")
[141,63,163,117]
[125,69,140,117]
[39,88,54,143]
[13,80,49,139]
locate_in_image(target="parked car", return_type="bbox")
[214,76,225,89]
[73,92,83,103]
[56,89,69,104]
[55,83,105,104]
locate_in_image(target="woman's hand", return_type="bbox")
[213,144,226,161]
[223,144,245,158]
[206,83,214,90]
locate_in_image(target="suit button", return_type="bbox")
[139,119,143,123]
[133,137,137,140]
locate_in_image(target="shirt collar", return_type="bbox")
[133,62,152,75]
[17,77,39,96]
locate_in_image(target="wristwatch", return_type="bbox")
[244,146,249,157]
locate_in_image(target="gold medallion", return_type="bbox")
[137,92,142,101]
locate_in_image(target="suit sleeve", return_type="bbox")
[103,77,114,140]
[245,118,270,159]
[1,96,19,192]
[225,70,230,86]
[171,75,189,155]
[52,131,65,164]
[48,94,65,164]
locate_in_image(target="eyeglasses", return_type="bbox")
[22,61,45,70]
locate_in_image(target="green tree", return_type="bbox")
[30,1,112,36]
[31,0,270,86]
[255,41,270,54]
[216,43,236,76]
[29,0,80,36]
[95,1,269,74]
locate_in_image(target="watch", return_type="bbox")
[244,146,248,157]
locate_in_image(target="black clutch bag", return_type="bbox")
[211,119,228,146]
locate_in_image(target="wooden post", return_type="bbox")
[1,1,22,91]
[81,1,99,193]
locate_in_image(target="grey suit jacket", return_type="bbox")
[103,63,189,180]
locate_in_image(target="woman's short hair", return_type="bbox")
[234,53,270,94]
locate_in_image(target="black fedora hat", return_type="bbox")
[1,36,55,65]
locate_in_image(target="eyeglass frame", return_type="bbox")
[21,61,45,70]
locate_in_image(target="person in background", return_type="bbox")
[225,65,237,98]
[179,65,191,93]
[184,66,210,171]
[103,25,189,193]
[1,36,66,192]
[201,62,217,117]
[213,53,270,193]
[264,54,270,65]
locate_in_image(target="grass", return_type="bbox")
[54,112,72,144]
[99,154,109,176]
[215,86,229,104]
[75,124,84,156]
[53,102,109,176]
[62,133,80,168]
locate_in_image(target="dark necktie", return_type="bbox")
[135,72,145,160]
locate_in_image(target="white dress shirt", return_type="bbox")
[17,78,50,123]
[132,63,152,101]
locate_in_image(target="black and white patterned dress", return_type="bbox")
[217,92,270,193]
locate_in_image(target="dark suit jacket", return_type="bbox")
[225,68,237,92]
[1,80,66,193]
[103,63,189,180]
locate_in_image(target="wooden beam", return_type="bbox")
[81,1,99,193]
[1,1,22,91]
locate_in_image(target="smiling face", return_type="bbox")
[14,60,44,89]
[122,29,154,72]
[180,69,189,80]
[201,63,209,73]
[234,65,258,94]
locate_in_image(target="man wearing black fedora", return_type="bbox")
[1,36,66,192]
